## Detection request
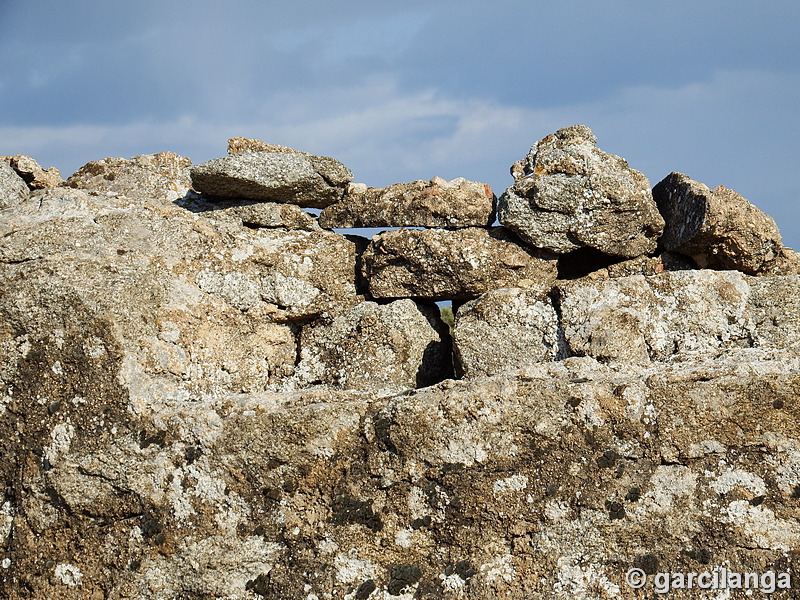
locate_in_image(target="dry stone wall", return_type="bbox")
[2,127,800,599]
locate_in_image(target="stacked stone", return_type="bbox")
[454,124,800,377]
[3,131,798,397]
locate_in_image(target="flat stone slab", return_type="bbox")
[319,176,496,228]
[362,227,558,301]
[498,124,664,257]
[653,172,784,274]
[178,193,320,231]
[190,151,353,208]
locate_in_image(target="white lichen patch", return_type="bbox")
[54,563,83,586]
[439,572,466,591]
[553,556,621,599]
[45,422,75,466]
[492,474,529,496]
[636,465,697,515]
[709,468,766,496]
[479,553,516,584]
[334,552,378,584]
[688,439,727,458]
[0,501,14,544]
[723,501,800,551]
[544,499,571,522]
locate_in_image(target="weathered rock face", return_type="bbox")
[0,160,29,209]
[65,152,192,202]
[2,154,63,189]
[558,271,800,363]
[190,151,353,208]
[319,177,496,228]
[362,227,558,301]
[0,187,360,404]
[653,172,783,274]
[453,288,560,378]
[4,135,800,600]
[178,192,320,231]
[498,125,664,257]
[295,299,452,392]
[5,352,800,599]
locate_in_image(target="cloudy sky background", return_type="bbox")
[1,1,798,247]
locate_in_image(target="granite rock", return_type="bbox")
[0,187,359,403]
[2,154,63,189]
[558,270,800,363]
[190,151,353,208]
[652,172,783,274]
[319,176,496,228]
[498,125,664,257]
[0,160,29,209]
[177,192,320,231]
[295,299,452,392]
[362,227,558,301]
[65,152,192,202]
[5,352,800,598]
[453,288,561,378]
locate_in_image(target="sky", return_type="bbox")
[1,0,798,248]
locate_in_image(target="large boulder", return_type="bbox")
[66,152,192,202]
[5,352,800,598]
[0,160,29,209]
[558,270,800,363]
[453,288,560,378]
[319,177,496,228]
[362,227,558,301]
[498,125,664,257]
[0,186,360,402]
[652,172,784,274]
[295,299,452,392]
[190,151,353,208]
[2,154,63,189]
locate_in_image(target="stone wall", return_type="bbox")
[1,128,799,599]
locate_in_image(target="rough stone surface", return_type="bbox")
[177,192,321,230]
[4,352,800,599]
[0,160,29,209]
[319,177,496,228]
[558,270,800,363]
[0,186,360,403]
[763,247,800,275]
[227,137,309,155]
[4,140,800,600]
[498,125,664,257]
[65,152,192,202]
[190,151,353,208]
[2,154,63,189]
[295,299,452,392]
[653,172,784,274]
[453,288,560,378]
[362,227,558,300]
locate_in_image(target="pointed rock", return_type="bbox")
[652,172,783,274]
[498,125,664,257]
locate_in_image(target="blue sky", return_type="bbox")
[1,1,798,248]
